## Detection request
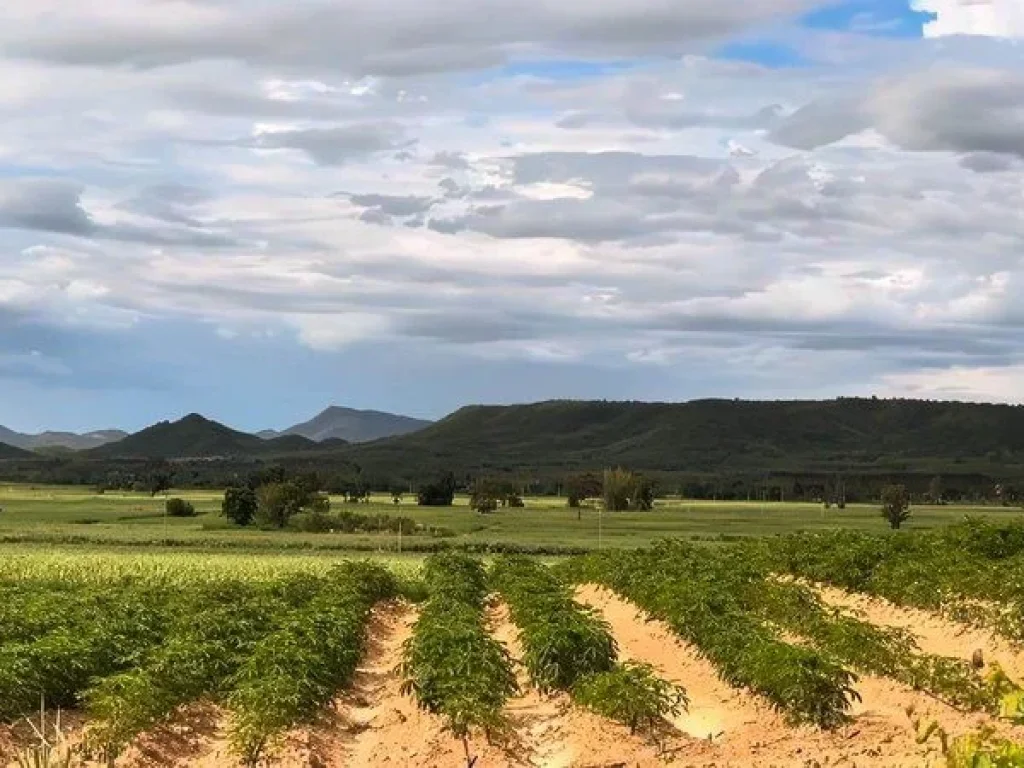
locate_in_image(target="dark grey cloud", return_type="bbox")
[960,152,1018,173]
[768,98,868,150]
[0,179,95,236]
[3,0,822,76]
[769,68,1024,159]
[349,193,436,217]
[254,123,414,165]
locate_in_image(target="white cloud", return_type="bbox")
[915,0,1024,39]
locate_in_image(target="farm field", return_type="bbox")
[6,524,1024,766]
[1,484,1021,553]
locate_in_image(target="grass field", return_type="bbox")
[0,483,1021,554]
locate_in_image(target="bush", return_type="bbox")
[165,498,197,518]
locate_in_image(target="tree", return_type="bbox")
[255,481,329,528]
[928,475,944,505]
[881,484,911,530]
[222,486,257,527]
[566,472,603,516]
[165,498,196,518]
[603,468,634,512]
[148,472,172,497]
[602,468,655,512]
[417,472,457,506]
[390,485,404,506]
[469,478,500,514]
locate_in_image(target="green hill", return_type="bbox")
[343,398,1024,475]
[0,441,32,460]
[89,414,323,459]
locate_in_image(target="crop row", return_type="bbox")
[401,553,518,765]
[490,555,685,735]
[561,541,860,728]
[0,565,400,766]
[753,520,1024,641]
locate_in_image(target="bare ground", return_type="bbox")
[575,584,1024,767]
[488,599,689,767]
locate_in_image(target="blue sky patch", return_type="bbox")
[802,0,935,38]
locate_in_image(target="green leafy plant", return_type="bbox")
[226,563,397,765]
[490,556,617,692]
[574,662,686,735]
[401,553,517,767]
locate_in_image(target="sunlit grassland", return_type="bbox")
[1,483,1021,555]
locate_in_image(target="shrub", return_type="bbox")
[165,498,196,518]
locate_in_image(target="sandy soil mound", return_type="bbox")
[575,584,1024,767]
[815,584,1024,680]
[488,600,687,767]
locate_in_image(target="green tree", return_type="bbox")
[881,484,911,530]
[222,486,257,527]
[603,468,634,512]
[165,498,196,518]
[417,472,457,507]
[566,472,602,516]
[255,481,329,528]
[470,478,500,514]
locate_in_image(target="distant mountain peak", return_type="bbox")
[266,405,432,444]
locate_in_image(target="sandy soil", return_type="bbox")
[575,584,1024,767]
[814,583,1024,681]
[488,600,689,767]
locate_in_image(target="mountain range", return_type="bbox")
[0,425,128,452]
[3,399,1024,482]
[0,405,431,456]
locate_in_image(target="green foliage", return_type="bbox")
[164,497,196,518]
[469,478,500,514]
[83,580,303,756]
[562,542,860,728]
[0,590,167,721]
[255,481,329,529]
[574,662,686,734]
[566,472,602,508]
[417,471,457,506]
[602,468,655,511]
[226,563,397,764]
[490,556,617,692]
[882,484,912,529]
[222,486,257,526]
[401,553,517,761]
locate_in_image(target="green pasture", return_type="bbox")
[0,483,1020,554]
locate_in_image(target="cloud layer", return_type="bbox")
[1,0,1023,430]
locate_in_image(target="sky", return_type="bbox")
[1,0,1023,433]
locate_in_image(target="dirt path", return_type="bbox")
[488,600,684,767]
[575,584,1024,767]
[815,583,1024,681]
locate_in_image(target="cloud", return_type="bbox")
[3,3,1024,424]
[0,179,95,235]
[1,0,825,76]
[770,67,1024,159]
[253,122,414,165]
[914,0,1024,39]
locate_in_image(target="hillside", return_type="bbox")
[344,398,1024,475]
[89,414,320,459]
[266,406,431,443]
[0,425,127,451]
[0,441,32,459]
